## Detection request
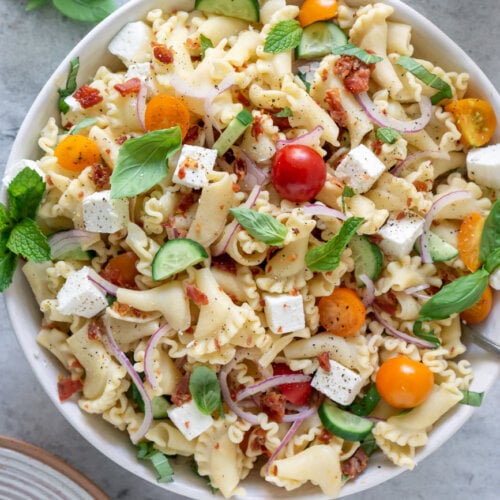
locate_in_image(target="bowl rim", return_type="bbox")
[3,0,500,499]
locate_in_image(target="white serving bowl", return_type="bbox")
[4,1,499,498]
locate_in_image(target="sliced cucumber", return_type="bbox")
[56,248,93,261]
[152,238,208,281]
[414,231,458,262]
[296,21,348,60]
[318,399,374,441]
[152,396,171,419]
[213,109,253,157]
[349,234,383,287]
[195,0,260,22]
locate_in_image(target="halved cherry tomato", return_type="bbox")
[445,98,497,147]
[272,144,326,202]
[457,212,485,272]
[298,0,338,27]
[272,363,312,405]
[376,356,434,409]
[100,252,139,289]
[54,135,100,172]
[144,94,191,138]
[318,287,366,337]
[461,284,493,324]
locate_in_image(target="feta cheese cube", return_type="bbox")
[63,95,83,114]
[311,359,364,405]
[264,293,305,334]
[489,267,500,290]
[3,159,45,188]
[467,144,500,190]
[377,211,424,259]
[82,190,129,233]
[167,400,213,441]
[108,21,153,67]
[56,267,108,318]
[335,144,386,194]
[125,62,152,83]
[172,145,218,189]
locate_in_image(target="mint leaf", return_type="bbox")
[331,44,383,64]
[70,117,98,135]
[52,0,117,23]
[0,233,18,292]
[111,127,183,198]
[264,20,303,54]
[0,204,12,232]
[305,217,363,272]
[7,167,46,221]
[199,33,213,59]
[479,199,500,265]
[25,0,48,11]
[376,127,399,144]
[58,57,80,113]
[7,219,51,262]
[189,366,223,416]
[230,208,288,246]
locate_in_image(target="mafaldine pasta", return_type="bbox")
[10,0,499,497]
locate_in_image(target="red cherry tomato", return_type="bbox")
[272,363,312,405]
[272,144,326,202]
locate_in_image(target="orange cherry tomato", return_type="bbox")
[461,284,493,324]
[298,0,339,27]
[376,356,434,409]
[457,212,485,272]
[445,98,497,147]
[144,94,191,138]
[54,135,100,172]
[100,252,139,289]
[318,287,366,337]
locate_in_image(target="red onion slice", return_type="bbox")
[276,125,324,150]
[136,81,148,132]
[144,323,171,390]
[404,284,430,295]
[48,229,99,259]
[232,146,269,191]
[203,73,236,118]
[356,92,432,133]
[391,150,450,177]
[236,374,311,402]
[302,203,347,221]
[419,190,472,263]
[87,271,118,296]
[102,316,153,443]
[358,274,375,307]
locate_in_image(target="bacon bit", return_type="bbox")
[114,77,141,97]
[341,447,368,479]
[413,180,429,192]
[325,88,349,128]
[88,318,104,340]
[77,191,84,199]
[174,193,195,214]
[234,157,247,182]
[260,391,287,423]
[184,421,190,429]
[185,282,209,306]
[183,326,195,335]
[374,291,398,315]
[73,85,103,108]
[45,175,54,186]
[90,163,112,190]
[214,338,221,352]
[184,125,201,144]
[406,197,413,208]
[368,233,384,244]
[248,428,268,455]
[232,183,241,193]
[290,288,300,296]
[251,113,264,140]
[333,56,373,94]
[115,135,128,145]
[320,68,329,82]
[64,122,74,129]
[212,254,237,274]
[235,90,250,107]
[110,301,149,318]
[317,428,333,444]
[69,359,82,370]
[396,211,406,221]
[318,352,331,372]
[172,372,192,406]
[270,109,291,130]
[152,43,174,64]
[371,140,383,156]
[214,442,220,450]
[57,376,83,402]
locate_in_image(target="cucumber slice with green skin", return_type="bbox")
[349,234,383,287]
[296,21,348,60]
[414,231,459,262]
[152,396,171,419]
[318,399,374,441]
[195,0,260,22]
[213,109,253,157]
[152,238,208,281]
[56,248,92,261]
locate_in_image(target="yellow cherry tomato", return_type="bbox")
[54,135,100,172]
[144,94,191,138]
[298,0,338,27]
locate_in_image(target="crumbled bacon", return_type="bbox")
[235,90,251,107]
[176,193,196,214]
[341,447,369,479]
[251,113,264,140]
[371,140,383,156]
[260,391,287,423]
[413,180,429,192]
[234,157,247,182]
[185,283,209,306]
[325,88,349,128]
[114,77,142,96]
[110,301,149,319]
[241,427,268,455]
[171,372,192,406]
[212,254,238,274]
[73,85,103,108]
[90,163,112,190]
[333,55,373,94]
[317,352,331,372]
[183,125,201,144]
[374,291,398,316]
[57,376,83,402]
[88,318,104,340]
[152,43,174,64]
[317,428,333,444]
[270,109,291,130]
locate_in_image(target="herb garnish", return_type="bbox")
[341,185,355,213]
[230,208,288,246]
[264,20,303,54]
[70,117,98,135]
[459,389,484,407]
[137,442,174,483]
[199,33,213,59]
[26,0,117,23]
[189,366,224,416]
[331,44,383,65]
[57,56,80,114]
[376,127,399,144]
[349,384,381,417]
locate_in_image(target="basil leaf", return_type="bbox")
[0,233,18,292]
[58,57,80,113]
[459,390,484,407]
[418,269,490,320]
[110,127,182,198]
[7,167,46,221]
[274,107,293,118]
[479,199,500,265]
[264,20,303,54]
[375,127,399,144]
[7,218,51,263]
[230,208,288,245]
[52,0,117,23]
[305,217,363,272]
[412,319,440,346]
[189,366,223,416]
[199,33,213,59]
[349,384,380,417]
[395,56,453,105]
[341,185,355,213]
[137,443,174,483]
[297,71,311,92]
[331,44,383,64]
[25,0,48,11]
[70,117,98,135]
[360,432,378,456]
[485,247,500,274]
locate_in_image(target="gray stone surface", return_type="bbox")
[0,1,499,499]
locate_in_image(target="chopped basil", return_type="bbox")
[360,432,378,456]
[199,33,213,59]
[264,20,303,54]
[331,43,383,65]
[349,384,381,417]
[58,56,80,113]
[297,71,311,92]
[485,248,500,274]
[274,107,293,118]
[395,55,453,105]
[459,390,484,407]
[341,185,355,213]
[137,443,174,483]
[412,319,441,346]
[189,366,224,416]
[69,117,98,135]
[479,199,500,266]
[375,127,399,144]
[230,208,288,246]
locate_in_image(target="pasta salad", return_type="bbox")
[4,0,499,497]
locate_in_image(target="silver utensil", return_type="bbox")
[462,323,500,356]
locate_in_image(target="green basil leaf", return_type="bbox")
[297,71,311,92]
[0,233,18,292]
[479,199,500,265]
[349,384,380,417]
[7,167,46,221]
[230,208,288,246]
[412,319,440,346]
[395,55,453,105]
[70,117,98,135]
[305,217,363,272]
[25,0,48,11]
[331,44,383,64]
[58,57,80,113]
[459,390,484,407]
[360,432,378,456]
[199,33,213,59]
[137,443,174,483]
[418,269,490,320]
[274,107,293,118]
[375,127,399,144]
[52,0,117,23]
[341,185,355,213]
[7,219,51,262]
[485,247,500,274]
[110,127,182,199]
[264,20,303,54]
[189,366,223,416]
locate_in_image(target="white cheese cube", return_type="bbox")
[489,268,500,290]
[311,359,364,406]
[3,159,45,188]
[377,211,424,259]
[335,144,386,194]
[466,144,500,190]
[172,145,218,189]
[108,21,153,67]
[56,267,108,318]
[63,95,83,114]
[125,62,152,82]
[264,293,305,334]
[82,190,129,234]
[167,400,213,441]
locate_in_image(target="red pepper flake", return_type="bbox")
[371,140,383,156]
[318,352,331,372]
[185,282,209,306]
[73,85,103,109]
[325,88,349,128]
[114,77,142,96]
[251,113,264,140]
[177,166,186,179]
[317,428,333,444]
[88,319,104,340]
[396,211,406,220]
[57,376,83,402]
[214,442,220,450]
[413,180,428,192]
[115,135,128,145]
[235,90,250,107]
[152,43,174,64]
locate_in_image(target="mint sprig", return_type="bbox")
[264,20,303,54]
[26,0,117,23]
